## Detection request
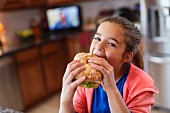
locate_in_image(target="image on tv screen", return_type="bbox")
[46,6,81,31]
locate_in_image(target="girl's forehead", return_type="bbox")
[98,22,123,32]
[97,22,124,38]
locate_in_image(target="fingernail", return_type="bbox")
[88,59,92,62]
[81,66,85,69]
[81,63,85,65]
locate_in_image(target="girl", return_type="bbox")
[59,16,158,113]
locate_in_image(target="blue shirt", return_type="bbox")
[91,73,128,113]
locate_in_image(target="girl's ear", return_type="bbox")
[122,52,134,63]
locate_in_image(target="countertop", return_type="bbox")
[0,31,92,59]
[0,31,82,59]
[0,35,64,59]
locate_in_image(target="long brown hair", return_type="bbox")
[101,16,144,72]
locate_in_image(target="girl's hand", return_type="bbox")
[60,60,86,104]
[88,57,117,92]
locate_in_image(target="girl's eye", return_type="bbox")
[108,42,116,47]
[94,37,101,41]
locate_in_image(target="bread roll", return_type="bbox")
[74,52,103,88]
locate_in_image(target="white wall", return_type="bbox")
[0,9,40,46]
[79,0,138,22]
[0,0,139,46]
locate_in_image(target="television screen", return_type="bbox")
[46,5,82,33]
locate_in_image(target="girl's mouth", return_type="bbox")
[93,53,106,59]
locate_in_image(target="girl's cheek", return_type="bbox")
[90,42,97,52]
[90,46,94,53]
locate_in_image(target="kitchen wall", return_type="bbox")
[0,9,41,47]
[79,0,138,22]
[0,0,139,46]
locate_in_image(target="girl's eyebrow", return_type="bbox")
[95,33,119,44]
[95,32,101,36]
[108,37,119,44]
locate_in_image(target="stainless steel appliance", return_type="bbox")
[140,0,170,110]
[0,57,23,111]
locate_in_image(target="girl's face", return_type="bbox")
[90,22,129,69]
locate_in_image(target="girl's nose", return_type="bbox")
[96,42,105,52]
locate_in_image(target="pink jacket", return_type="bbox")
[73,64,159,113]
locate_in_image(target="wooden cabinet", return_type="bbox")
[2,0,23,9]
[46,0,72,5]
[1,0,96,10]
[43,54,60,94]
[46,0,96,5]
[65,37,80,62]
[1,0,44,10]
[17,60,46,107]
[41,41,66,94]
[13,40,66,109]
[14,48,46,108]
[23,0,45,7]
[65,35,91,62]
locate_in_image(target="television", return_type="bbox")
[46,5,82,33]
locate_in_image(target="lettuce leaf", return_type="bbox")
[82,82,94,88]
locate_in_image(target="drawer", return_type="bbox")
[41,42,59,55]
[15,48,40,63]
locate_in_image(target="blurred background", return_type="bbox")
[0,0,170,112]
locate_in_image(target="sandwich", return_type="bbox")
[74,52,103,88]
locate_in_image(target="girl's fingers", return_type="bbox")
[71,76,86,88]
[63,60,84,80]
[89,62,107,75]
[88,57,109,69]
[66,65,86,84]
[89,59,114,78]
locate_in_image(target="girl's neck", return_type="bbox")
[114,68,124,83]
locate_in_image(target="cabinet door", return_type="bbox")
[17,60,46,108]
[42,41,66,94]
[43,54,63,94]
[2,0,22,9]
[65,37,80,62]
[47,0,72,5]
[23,0,45,7]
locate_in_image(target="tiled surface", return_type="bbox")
[26,92,169,113]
